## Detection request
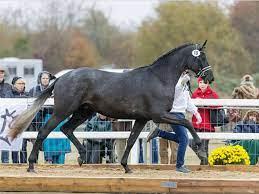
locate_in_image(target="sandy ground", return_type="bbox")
[1,164,259,180]
[25,139,225,165]
[37,139,226,166]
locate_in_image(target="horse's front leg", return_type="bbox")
[121,119,147,173]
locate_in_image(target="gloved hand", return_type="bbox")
[181,73,191,85]
[194,112,202,124]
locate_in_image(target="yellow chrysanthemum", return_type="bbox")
[208,145,250,166]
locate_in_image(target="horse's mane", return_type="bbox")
[152,43,193,65]
[134,43,194,71]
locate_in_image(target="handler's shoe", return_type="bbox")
[147,127,160,142]
[176,166,191,173]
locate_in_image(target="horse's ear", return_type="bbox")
[200,40,207,51]
[49,73,56,80]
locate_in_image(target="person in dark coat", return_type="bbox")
[232,110,259,165]
[0,65,11,98]
[83,113,113,164]
[5,76,29,98]
[29,71,55,131]
[29,71,55,97]
[0,65,12,163]
[233,110,259,133]
[29,71,70,164]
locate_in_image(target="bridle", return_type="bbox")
[197,65,212,77]
[191,44,211,78]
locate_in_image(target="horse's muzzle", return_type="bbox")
[203,71,214,84]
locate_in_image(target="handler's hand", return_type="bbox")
[194,112,202,124]
[181,73,191,85]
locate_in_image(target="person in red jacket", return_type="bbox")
[190,77,219,165]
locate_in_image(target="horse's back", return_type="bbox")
[56,68,125,89]
[52,67,170,119]
[53,67,131,106]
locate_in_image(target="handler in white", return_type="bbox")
[147,72,202,173]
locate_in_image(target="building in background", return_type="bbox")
[0,58,43,90]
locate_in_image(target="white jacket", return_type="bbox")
[170,74,198,114]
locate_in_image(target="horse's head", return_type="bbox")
[185,40,214,83]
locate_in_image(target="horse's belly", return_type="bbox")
[93,102,146,119]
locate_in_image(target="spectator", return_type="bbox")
[6,77,29,98]
[29,71,70,164]
[29,71,55,131]
[232,74,258,99]
[232,110,259,165]
[83,113,113,164]
[30,71,56,128]
[190,77,219,165]
[42,114,71,164]
[229,74,259,123]
[147,72,202,173]
[5,76,29,163]
[27,71,53,163]
[233,110,259,133]
[0,65,11,98]
[0,65,12,163]
[29,71,55,97]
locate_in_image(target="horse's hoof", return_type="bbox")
[123,165,132,173]
[125,169,133,174]
[27,168,36,173]
[196,141,202,147]
[77,157,83,166]
[197,150,207,159]
[200,158,208,165]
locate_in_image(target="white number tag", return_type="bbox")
[192,49,200,57]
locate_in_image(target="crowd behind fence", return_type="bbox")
[0,98,258,165]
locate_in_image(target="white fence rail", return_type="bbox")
[1,98,259,164]
[0,98,259,107]
[21,131,259,140]
[16,98,259,140]
[192,98,259,107]
[0,98,258,107]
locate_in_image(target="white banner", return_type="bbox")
[0,104,27,151]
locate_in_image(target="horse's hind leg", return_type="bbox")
[28,114,64,172]
[159,113,207,161]
[60,106,93,166]
[160,113,201,144]
[121,119,147,173]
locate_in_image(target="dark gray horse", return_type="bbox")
[9,41,214,173]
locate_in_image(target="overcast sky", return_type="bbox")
[88,0,159,28]
[0,0,159,29]
[0,0,234,30]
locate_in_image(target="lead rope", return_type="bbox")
[187,80,192,95]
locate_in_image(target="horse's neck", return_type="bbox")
[149,56,185,85]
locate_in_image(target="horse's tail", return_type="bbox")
[9,78,59,140]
